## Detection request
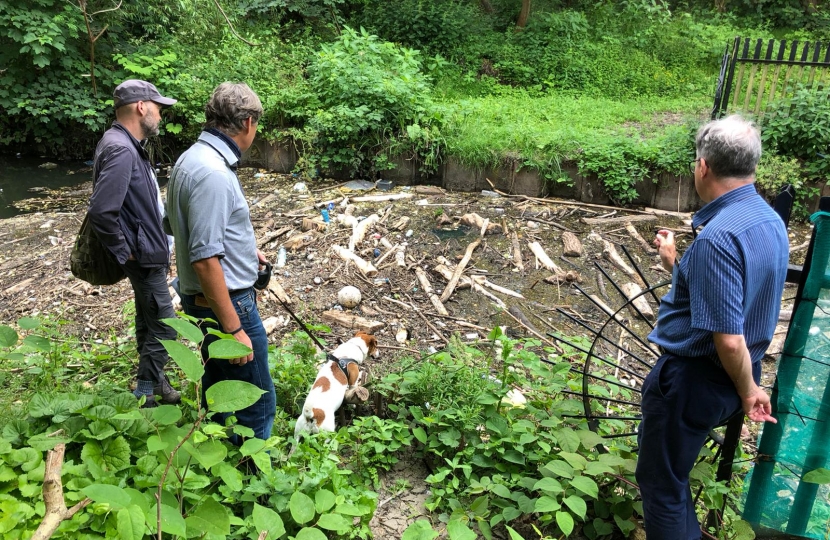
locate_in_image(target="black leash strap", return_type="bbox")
[276,297,343,368]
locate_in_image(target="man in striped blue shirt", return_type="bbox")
[636,115,789,539]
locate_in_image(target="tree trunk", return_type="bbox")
[479,0,494,13]
[516,0,531,28]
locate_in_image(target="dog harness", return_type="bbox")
[326,353,358,379]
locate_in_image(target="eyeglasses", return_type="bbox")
[689,158,701,174]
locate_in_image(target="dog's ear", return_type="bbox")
[357,332,379,358]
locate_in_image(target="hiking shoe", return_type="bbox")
[154,378,181,404]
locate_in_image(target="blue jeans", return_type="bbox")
[181,288,276,442]
[635,355,760,540]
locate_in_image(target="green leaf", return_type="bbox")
[185,497,230,536]
[503,450,525,465]
[563,495,587,519]
[82,484,131,510]
[117,505,146,540]
[577,429,605,450]
[0,325,18,348]
[486,415,508,436]
[804,468,830,484]
[335,503,370,516]
[556,511,575,536]
[544,460,574,479]
[584,461,615,477]
[151,405,182,426]
[17,317,40,330]
[153,503,186,537]
[296,528,328,540]
[191,439,227,470]
[317,513,351,532]
[533,477,563,495]
[161,318,204,344]
[413,427,427,444]
[240,437,267,456]
[556,427,580,453]
[535,496,560,513]
[161,340,205,382]
[205,380,266,413]
[560,452,587,471]
[614,514,636,535]
[570,475,599,498]
[315,489,336,513]
[447,520,476,540]
[490,484,511,498]
[401,519,439,540]
[252,503,286,540]
[290,491,316,524]
[732,519,757,540]
[23,335,51,352]
[208,338,253,359]
[82,437,131,474]
[505,526,525,540]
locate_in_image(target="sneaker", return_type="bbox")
[154,378,181,404]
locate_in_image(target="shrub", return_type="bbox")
[755,153,815,221]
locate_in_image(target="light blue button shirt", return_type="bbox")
[164,132,258,295]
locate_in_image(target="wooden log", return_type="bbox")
[415,266,450,316]
[471,275,524,298]
[440,238,482,302]
[267,280,292,304]
[349,213,380,251]
[510,231,524,272]
[331,245,378,277]
[389,216,411,231]
[6,277,34,295]
[350,193,413,203]
[543,271,582,285]
[621,282,655,321]
[625,222,657,254]
[32,443,91,540]
[435,259,505,308]
[321,310,385,333]
[582,214,657,226]
[561,231,583,257]
[434,262,472,289]
[528,242,562,273]
[283,232,316,251]
[601,239,636,276]
[301,217,327,232]
[262,316,282,334]
[375,243,400,266]
[257,225,291,246]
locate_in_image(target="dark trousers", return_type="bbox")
[635,355,760,540]
[121,261,176,385]
[180,288,276,442]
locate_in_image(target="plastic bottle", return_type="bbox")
[276,246,287,268]
[321,209,330,223]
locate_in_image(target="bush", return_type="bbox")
[755,153,815,221]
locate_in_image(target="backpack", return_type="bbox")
[70,214,126,285]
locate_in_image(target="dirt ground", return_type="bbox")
[0,169,811,538]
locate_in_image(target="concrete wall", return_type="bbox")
[241,137,705,212]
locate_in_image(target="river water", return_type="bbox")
[0,156,90,219]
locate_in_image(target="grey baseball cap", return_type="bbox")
[113,79,177,109]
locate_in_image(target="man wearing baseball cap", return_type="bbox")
[87,80,180,407]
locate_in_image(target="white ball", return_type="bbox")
[337,286,362,308]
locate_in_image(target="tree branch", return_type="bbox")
[90,0,122,17]
[32,443,92,540]
[212,0,260,47]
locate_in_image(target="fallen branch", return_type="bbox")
[621,282,655,321]
[582,214,657,226]
[331,245,378,277]
[321,311,385,333]
[528,242,562,273]
[350,193,412,203]
[415,266,449,316]
[349,213,380,251]
[440,238,482,302]
[32,443,92,540]
[561,231,583,257]
[510,231,525,272]
[625,222,657,254]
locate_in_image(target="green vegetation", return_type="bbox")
[2,0,829,210]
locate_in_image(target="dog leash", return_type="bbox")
[275,297,356,375]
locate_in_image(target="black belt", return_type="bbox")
[195,287,249,300]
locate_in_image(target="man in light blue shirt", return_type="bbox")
[165,82,275,441]
[637,115,788,539]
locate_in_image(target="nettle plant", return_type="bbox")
[378,329,641,540]
[0,316,377,539]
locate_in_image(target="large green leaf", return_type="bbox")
[563,495,587,519]
[290,491,316,524]
[570,475,599,498]
[0,325,19,347]
[556,511,575,536]
[161,340,205,382]
[252,503,286,540]
[185,496,230,536]
[208,338,253,360]
[152,503,186,537]
[117,505,146,540]
[82,436,131,475]
[205,380,266,413]
[17,317,41,330]
[191,439,227,470]
[81,484,131,510]
[533,477,563,494]
[317,513,351,533]
[577,429,606,450]
[240,437,266,456]
[401,520,439,540]
[534,496,561,513]
[505,526,525,540]
[215,462,243,491]
[161,318,204,344]
[447,520,476,540]
[315,489,336,513]
[804,468,830,484]
[23,335,50,352]
[544,460,574,479]
[295,528,328,540]
[151,405,182,426]
[555,427,580,453]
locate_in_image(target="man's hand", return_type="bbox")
[229,328,254,366]
[654,229,676,272]
[256,249,267,266]
[741,384,777,423]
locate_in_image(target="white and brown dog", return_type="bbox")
[294,331,378,438]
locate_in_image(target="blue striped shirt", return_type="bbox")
[649,183,789,363]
